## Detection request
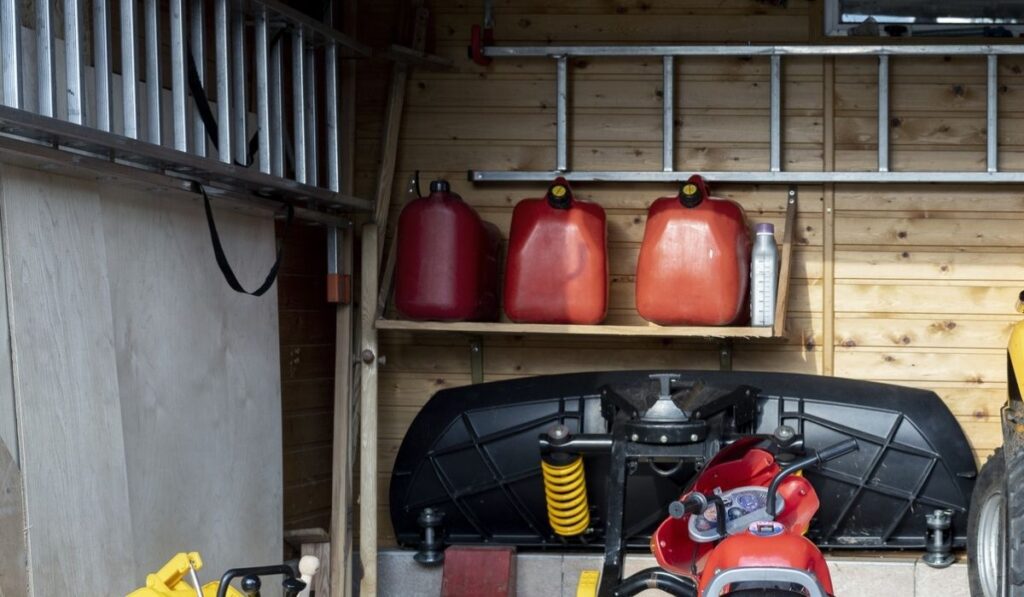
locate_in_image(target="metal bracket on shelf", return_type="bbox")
[719,340,733,372]
[470,336,484,384]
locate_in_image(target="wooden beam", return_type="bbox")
[373,3,428,261]
[330,1,358,595]
[329,226,355,597]
[823,57,836,375]
[772,189,798,338]
[358,224,380,597]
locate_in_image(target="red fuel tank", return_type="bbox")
[503,179,607,324]
[635,175,751,326]
[394,179,500,321]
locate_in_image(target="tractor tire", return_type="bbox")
[969,448,1007,597]
[1009,447,1024,597]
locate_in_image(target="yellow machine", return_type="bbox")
[127,552,242,597]
[960,290,1024,597]
[1010,292,1024,402]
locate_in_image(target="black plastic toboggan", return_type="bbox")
[389,371,977,551]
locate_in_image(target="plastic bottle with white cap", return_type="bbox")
[750,223,779,327]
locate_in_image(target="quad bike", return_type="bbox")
[565,424,857,597]
[127,551,320,597]
[646,435,857,596]
[531,375,864,597]
[967,289,1024,597]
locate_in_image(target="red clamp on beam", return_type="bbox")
[469,24,493,66]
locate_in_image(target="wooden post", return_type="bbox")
[822,57,836,376]
[372,3,428,262]
[330,2,358,595]
[329,225,354,597]
[358,223,380,596]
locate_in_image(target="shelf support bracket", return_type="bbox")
[470,336,484,384]
[718,340,733,371]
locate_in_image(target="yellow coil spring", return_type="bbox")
[541,456,591,536]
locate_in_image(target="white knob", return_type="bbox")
[297,555,320,597]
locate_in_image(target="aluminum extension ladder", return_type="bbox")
[468,44,1024,184]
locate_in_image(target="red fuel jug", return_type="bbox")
[394,179,500,321]
[504,178,608,324]
[635,174,751,326]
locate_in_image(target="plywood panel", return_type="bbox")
[100,185,283,578]
[836,315,1015,350]
[0,438,26,597]
[834,348,1004,384]
[835,281,1022,315]
[835,250,1024,282]
[834,185,1024,212]
[836,215,1024,247]
[0,226,14,464]
[0,165,136,596]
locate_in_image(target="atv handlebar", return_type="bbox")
[668,491,727,537]
[766,439,859,518]
[669,492,707,519]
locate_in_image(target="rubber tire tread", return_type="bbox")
[1008,447,1024,596]
[969,447,1006,597]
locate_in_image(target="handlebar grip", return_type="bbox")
[816,439,859,464]
[668,492,707,519]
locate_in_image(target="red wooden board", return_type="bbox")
[440,546,517,597]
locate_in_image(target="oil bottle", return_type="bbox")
[750,223,778,327]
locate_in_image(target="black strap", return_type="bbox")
[199,183,294,296]
[187,51,261,167]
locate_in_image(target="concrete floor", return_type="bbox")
[378,549,969,596]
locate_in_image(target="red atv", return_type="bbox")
[645,434,858,596]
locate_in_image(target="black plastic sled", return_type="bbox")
[390,371,977,551]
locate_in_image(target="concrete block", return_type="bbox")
[915,560,969,597]
[828,557,916,597]
[516,553,564,597]
[378,550,442,597]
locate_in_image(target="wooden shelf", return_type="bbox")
[376,187,798,341]
[374,318,779,339]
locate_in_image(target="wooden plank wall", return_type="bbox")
[349,0,1023,545]
[279,223,337,531]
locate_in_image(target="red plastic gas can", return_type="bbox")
[394,179,500,321]
[503,178,607,324]
[635,174,751,326]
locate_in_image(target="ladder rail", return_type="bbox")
[878,55,889,173]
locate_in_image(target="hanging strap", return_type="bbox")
[199,183,294,296]
[187,51,261,167]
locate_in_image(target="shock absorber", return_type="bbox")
[541,426,591,537]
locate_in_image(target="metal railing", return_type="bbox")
[469,44,1024,184]
[0,0,371,213]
